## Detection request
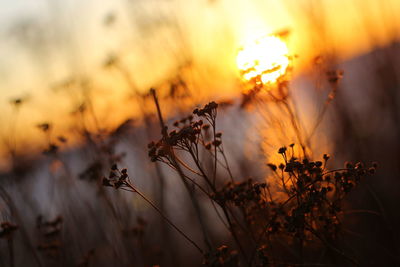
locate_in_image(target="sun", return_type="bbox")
[237,35,290,86]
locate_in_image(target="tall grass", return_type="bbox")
[1,1,400,266]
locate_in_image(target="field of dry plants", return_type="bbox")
[1,0,400,266]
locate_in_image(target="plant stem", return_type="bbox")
[126,182,204,254]
[8,238,14,267]
[150,88,212,250]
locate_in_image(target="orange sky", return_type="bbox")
[0,0,399,170]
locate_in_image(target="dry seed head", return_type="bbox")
[278,147,287,154]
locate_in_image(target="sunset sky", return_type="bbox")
[0,0,399,169]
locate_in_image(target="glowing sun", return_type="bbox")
[237,35,289,85]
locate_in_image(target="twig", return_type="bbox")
[125,181,204,254]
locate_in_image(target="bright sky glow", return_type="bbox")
[237,35,289,85]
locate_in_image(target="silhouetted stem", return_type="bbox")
[8,238,14,267]
[151,88,212,250]
[305,226,359,266]
[282,100,307,157]
[0,186,43,267]
[306,84,337,144]
[125,182,204,254]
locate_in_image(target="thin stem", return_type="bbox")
[180,174,211,197]
[150,89,167,137]
[282,100,307,157]
[151,89,212,250]
[212,118,218,187]
[125,182,204,254]
[188,149,215,191]
[8,238,14,267]
[218,144,235,183]
[306,84,337,144]
[220,205,250,265]
[210,200,230,230]
[174,155,203,176]
[305,225,359,266]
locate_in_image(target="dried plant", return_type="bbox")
[102,91,377,266]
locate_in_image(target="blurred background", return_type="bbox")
[0,0,399,266]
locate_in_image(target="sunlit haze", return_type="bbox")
[0,0,399,169]
[237,35,289,85]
